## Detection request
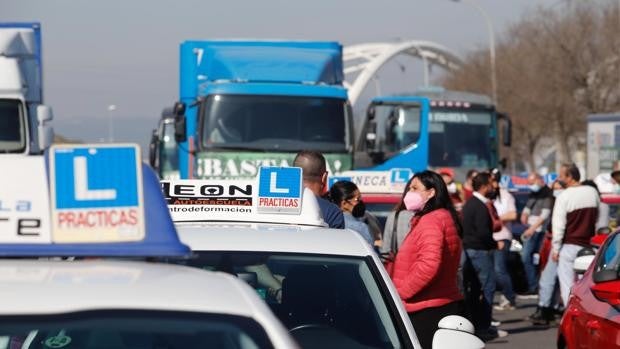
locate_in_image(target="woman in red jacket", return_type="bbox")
[391,170,464,349]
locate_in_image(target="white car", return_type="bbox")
[0,259,299,349]
[0,147,299,349]
[164,169,484,349]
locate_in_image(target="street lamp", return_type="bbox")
[451,0,497,104]
[107,104,117,142]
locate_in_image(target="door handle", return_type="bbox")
[586,320,601,330]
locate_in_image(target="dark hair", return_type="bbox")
[466,169,478,180]
[472,172,492,191]
[394,176,416,212]
[293,150,326,181]
[567,163,581,182]
[489,168,501,182]
[412,170,463,236]
[329,180,359,207]
[581,179,600,196]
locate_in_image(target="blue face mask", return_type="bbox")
[529,184,541,192]
[553,190,563,197]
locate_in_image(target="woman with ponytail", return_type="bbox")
[390,170,464,349]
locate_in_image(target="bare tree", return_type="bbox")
[441,1,620,171]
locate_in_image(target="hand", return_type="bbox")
[520,214,528,225]
[497,240,505,250]
[522,227,535,238]
[551,251,560,262]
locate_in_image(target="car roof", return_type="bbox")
[177,224,374,257]
[0,259,266,317]
[601,193,620,204]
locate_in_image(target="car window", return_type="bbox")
[171,252,405,349]
[0,311,272,349]
[596,232,620,279]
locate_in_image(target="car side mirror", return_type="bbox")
[590,280,620,310]
[366,120,377,150]
[173,101,187,143]
[432,315,484,349]
[36,105,54,151]
[573,255,595,275]
[498,112,511,147]
[148,129,159,168]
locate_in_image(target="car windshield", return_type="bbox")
[171,252,405,349]
[200,95,347,152]
[0,310,273,349]
[0,99,26,153]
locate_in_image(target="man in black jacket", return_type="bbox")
[293,150,345,229]
[462,172,505,340]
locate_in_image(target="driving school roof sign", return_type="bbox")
[49,144,145,243]
[257,167,302,214]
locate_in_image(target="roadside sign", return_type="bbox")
[49,144,145,243]
[257,167,302,214]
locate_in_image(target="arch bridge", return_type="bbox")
[343,40,463,107]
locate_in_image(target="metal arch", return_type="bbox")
[343,40,463,107]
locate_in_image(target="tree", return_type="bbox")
[441,1,620,172]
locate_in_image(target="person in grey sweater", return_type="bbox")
[380,177,415,254]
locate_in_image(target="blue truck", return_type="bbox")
[151,40,353,179]
[354,88,512,180]
[0,22,53,155]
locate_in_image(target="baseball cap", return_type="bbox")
[437,168,455,178]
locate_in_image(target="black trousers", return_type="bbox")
[408,301,464,349]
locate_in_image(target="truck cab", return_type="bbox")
[356,88,511,180]
[167,40,353,179]
[0,23,53,155]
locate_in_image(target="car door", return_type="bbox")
[586,232,620,349]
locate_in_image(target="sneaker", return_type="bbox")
[493,296,516,311]
[491,318,502,327]
[517,290,539,299]
[494,302,516,311]
[496,329,509,338]
[477,327,508,342]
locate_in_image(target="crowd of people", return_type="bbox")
[293,150,615,348]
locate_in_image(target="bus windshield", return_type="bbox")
[200,95,347,152]
[0,99,26,153]
[428,109,494,168]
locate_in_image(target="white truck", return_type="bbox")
[0,22,53,155]
[587,113,620,179]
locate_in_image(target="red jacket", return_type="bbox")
[391,208,463,313]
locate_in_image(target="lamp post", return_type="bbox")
[107,104,116,142]
[451,0,497,104]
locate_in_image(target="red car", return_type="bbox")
[557,228,620,349]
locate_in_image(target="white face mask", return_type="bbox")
[447,182,457,194]
[553,190,563,198]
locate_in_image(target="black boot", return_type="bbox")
[526,307,541,321]
[530,307,555,325]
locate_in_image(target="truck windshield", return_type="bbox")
[200,95,347,152]
[0,99,26,153]
[428,109,494,168]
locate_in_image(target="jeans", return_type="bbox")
[465,249,496,330]
[558,244,583,306]
[494,239,515,304]
[521,231,544,292]
[538,248,558,307]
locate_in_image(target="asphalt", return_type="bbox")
[485,297,559,349]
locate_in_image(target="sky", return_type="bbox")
[1,0,557,153]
